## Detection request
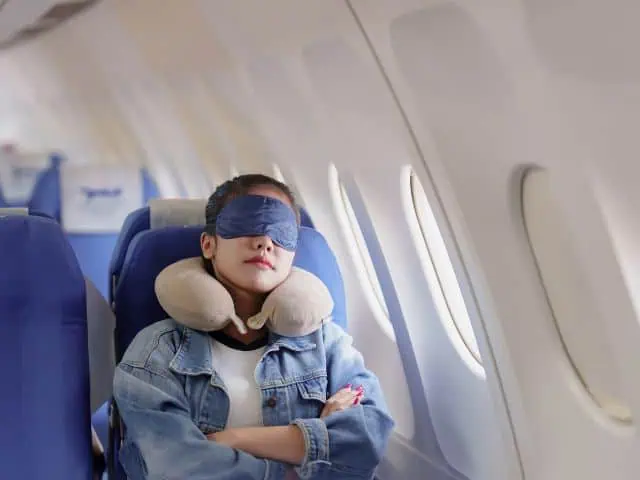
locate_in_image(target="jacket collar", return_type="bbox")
[169,326,318,376]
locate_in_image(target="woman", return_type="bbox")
[113,174,394,479]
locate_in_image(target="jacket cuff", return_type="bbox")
[291,418,331,479]
[264,459,288,480]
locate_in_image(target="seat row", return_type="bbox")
[0,198,344,480]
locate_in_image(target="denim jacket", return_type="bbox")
[113,319,395,480]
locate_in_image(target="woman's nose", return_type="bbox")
[251,235,273,251]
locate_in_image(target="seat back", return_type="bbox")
[293,227,347,329]
[0,152,56,208]
[111,199,207,359]
[114,226,204,361]
[29,164,160,298]
[0,215,92,480]
[109,199,207,303]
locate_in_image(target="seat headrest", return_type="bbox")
[109,199,207,302]
[0,208,28,217]
[0,215,86,313]
[29,165,158,224]
[148,198,207,229]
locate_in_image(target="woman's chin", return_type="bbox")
[236,275,280,295]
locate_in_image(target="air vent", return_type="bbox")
[0,0,100,50]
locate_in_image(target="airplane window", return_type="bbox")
[522,168,632,424]
[407,169,483,369]
[328,165,393,338]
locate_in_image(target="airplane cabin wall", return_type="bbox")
[1,1,640,479]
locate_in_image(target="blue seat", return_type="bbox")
[0,215,93,479]
[29,166,160,298]
[114,225,205,360]
[0,153,59,208]
[106,201,343,478]
[108,199,207,304]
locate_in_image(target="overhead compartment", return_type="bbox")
[0,0,99,49]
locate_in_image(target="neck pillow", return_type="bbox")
[154,257,334,337]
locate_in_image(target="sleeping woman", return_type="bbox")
[112,174,395,479]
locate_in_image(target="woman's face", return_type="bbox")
[201,185,296,294]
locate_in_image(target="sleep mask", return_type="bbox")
[214,194,299,251]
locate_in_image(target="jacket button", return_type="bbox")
[266,397,277,408]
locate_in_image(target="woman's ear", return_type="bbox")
[200,232,216,260]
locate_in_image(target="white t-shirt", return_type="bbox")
[210,335,266,428]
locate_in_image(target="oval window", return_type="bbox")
[522,167,632,424]
[407,169,483,370]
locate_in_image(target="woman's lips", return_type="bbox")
[245,256,274,269]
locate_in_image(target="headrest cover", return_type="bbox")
[214,195,298,251]
[0,208,28,217]
[60,164,144,233]
[149,198,207,229]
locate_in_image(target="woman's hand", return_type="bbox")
[320,384,364,418]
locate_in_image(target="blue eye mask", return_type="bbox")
[214,194,299,251]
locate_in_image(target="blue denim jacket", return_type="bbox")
[113,319,395,479]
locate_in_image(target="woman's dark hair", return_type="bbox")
[201,174,300,275]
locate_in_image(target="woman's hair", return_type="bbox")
[201,174,300,275]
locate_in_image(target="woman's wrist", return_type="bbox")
[208,428,243,449]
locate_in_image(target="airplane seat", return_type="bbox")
[106,200,344,479]
[28,166,160,298]
[108,198,207,304]
[113,225,205,360]
[0,214,93,479]
[294,226,347,329]
[0,153,58,209]
[26,163,62,220]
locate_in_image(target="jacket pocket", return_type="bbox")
[293,375,328,419]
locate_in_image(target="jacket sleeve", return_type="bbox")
[290,325,395,479]
[114,363,287,480]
